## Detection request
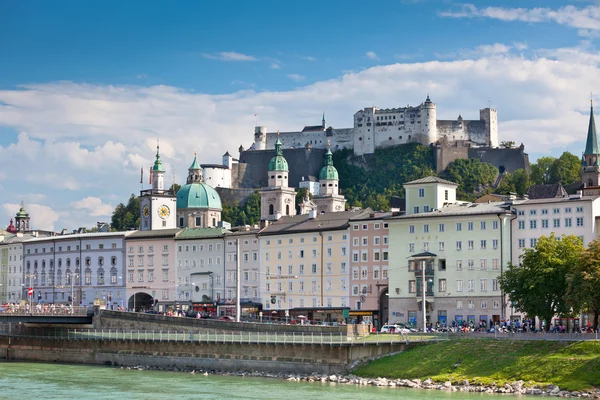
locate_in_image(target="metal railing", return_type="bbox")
[0,329,447,346]
[0,305,89,316]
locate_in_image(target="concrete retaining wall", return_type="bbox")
[0,336,409,375]
[94,310,347,335]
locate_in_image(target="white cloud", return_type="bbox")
[0,46,600,230]
[440,4,600,32]
[70,196,114,217]
[366,51,379,60]
[270,63,281,69]
[287,74,306,82]
[2,203,60,231]
[202,51,257,61]
[298,55,316,61]
[513,42,528,51]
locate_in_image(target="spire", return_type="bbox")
[322,112,326,128]
[275,130,283,156]
[189,150,200,170]
[584,98,599,156]
[187,151,203,183]
[152,140,165,172]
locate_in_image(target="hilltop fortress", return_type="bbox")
[201,96,527,203]
[251,95,498,155]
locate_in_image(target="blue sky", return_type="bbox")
[0,0,599,230]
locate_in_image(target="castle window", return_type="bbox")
[179,217,184,227]
[195,216,201,227]
[329,184,333,187]
[359,137,362,141]
[389,137,392,140]
[399,136,402,139]
[322,183,326,187]
[286,205,290,215]
[269,204,274,215]
[277,175,282,179]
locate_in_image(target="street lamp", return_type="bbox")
[421,260,434,332]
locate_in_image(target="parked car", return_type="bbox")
[219,316,235,322]
[380,324,411,334]
[393,323,417,332]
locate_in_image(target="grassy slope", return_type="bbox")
[353,339,600,391]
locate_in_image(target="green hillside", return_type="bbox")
[353,339,600,390]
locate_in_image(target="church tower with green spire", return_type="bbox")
[581,99,600,187]
[139,141,177,231]
[313,142,346,213]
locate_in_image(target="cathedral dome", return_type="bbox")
[176,183,222,210]
[268,136,289,172]
[318,148,338,180]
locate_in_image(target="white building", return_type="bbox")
[224,229,261,317]
[175,228,228,314]
[511,194,600,265]
[22,232,131,308]
[0,233,38,303]
[387,177,512,329]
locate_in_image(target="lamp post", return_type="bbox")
[235,239,241,323]
[421,260,426,332]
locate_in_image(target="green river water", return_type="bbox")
[0,362,495,399]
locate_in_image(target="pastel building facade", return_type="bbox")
[124,229,180,311]
[224,230,261,316]
[348,213,390,326]
[22,232,130,308]
[387,177,512,329]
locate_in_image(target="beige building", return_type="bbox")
[125,229,181,311]
[259,209,370,322]
[224,229,261,317]
[387,177,512,329]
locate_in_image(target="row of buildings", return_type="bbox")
[1,102,598,329]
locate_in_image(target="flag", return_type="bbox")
[28,287,33,296]
[140,167,143,184]
[149,167,152,185]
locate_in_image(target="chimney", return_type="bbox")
[308,209,317,219]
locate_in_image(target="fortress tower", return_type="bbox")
[420,95,437,145]
[480,107,499,147]
[254,126,267,151]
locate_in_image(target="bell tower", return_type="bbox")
[14,202,30,233]
[581,97,600,188]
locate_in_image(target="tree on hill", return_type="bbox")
[530,156,555,185]
[441,158,498,199]
[169,183,181,194]
[111,194,140,231]
[511,168,530,195]
[221,191,261,227]
[499,234,584,330]
[566,239,600,330]
[550,152,580,186]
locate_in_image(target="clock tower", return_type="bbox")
[139,142,177,231]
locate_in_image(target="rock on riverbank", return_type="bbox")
[120,364,600,398]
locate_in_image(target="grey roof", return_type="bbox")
[525,184,568,200]
[260,209,373,236]
[25,231,133,243]
[404,176,458,186]
[349,211,393,222]
[512,195,600,206]
[386,202,511,220]
[126,228,183,239]
[225,229,260,238]
[0,233,39,244]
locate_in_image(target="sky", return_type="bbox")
[0,0,599,232]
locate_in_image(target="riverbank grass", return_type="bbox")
[353,339,600,391]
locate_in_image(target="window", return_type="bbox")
[362,224,368,230]
[467,279,474,292]
[530,220,537,229]
[373,267,379,279]
[553,219,560,228]
[480,279,487,292]
[423,205,430,212]
[492,239,498,249]
[493,279,499,291]
[492,259,499,270]
[565,207,572,213]
[467,222,473,231]
[456,280,463,292]
[456,241,462,251]
[456,260,462,271]
[353,224,359,230]
[530,238,538,247]
[438,279,446,292]
[456,222,462,231]
[438,242,445,251]
[438,223,445,232]
[553,208,560,214]
[409,280,416,293]
[311,264,317,273]
[467,260,474,270]
[480,259,487,270]
[374,237,380,245]
[530,209,537,215]
[423,224,429,233]
[444,190,449,201]
[361,251,368,261]
[418,188,425,197]
[413,206,420,214]
[409,225,415,233]
[409,243,415,252]
[518,239,525,248]
[480,240,487,249]
[480,221,486,230]
[577,217,584,227]
[542,219,549,228]
[456,300,463,309]
[577,207,584,213]
[492,220,499,230]
[362,237,368,246]
[518,221,525,229]
[468,240,474,250]
[565,218,572,227]
[423,242,429,251]
[438,259,446,271]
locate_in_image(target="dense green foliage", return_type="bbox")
[221,191,261,227]
[566,239,600,329]
[354,339,600,390]
[441,158,498,199]
[110,194,140,231]
[334,143,436,209]
[530,152,580,186]
[499,234,586,330]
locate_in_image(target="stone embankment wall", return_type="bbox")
[93,310,347,335]
[0,336,409,374]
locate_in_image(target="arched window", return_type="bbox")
[286,204,290,215]
[76,258,80,267]
[58,258,62,268]
[56,269,62,285]
[111,256,117,266]
[97,268,105,285]
[66,268,72,285]
[269,204,274,215]
[110,267,118,284]
[85,257,91,267]
[66,258,71,267]
[85,268,92,285]
[98,257,104,266]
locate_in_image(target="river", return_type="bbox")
[0,362,495,399]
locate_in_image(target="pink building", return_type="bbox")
[349,212,391,328]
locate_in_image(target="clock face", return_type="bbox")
[158,205,170,219]
[143,206,150,217]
